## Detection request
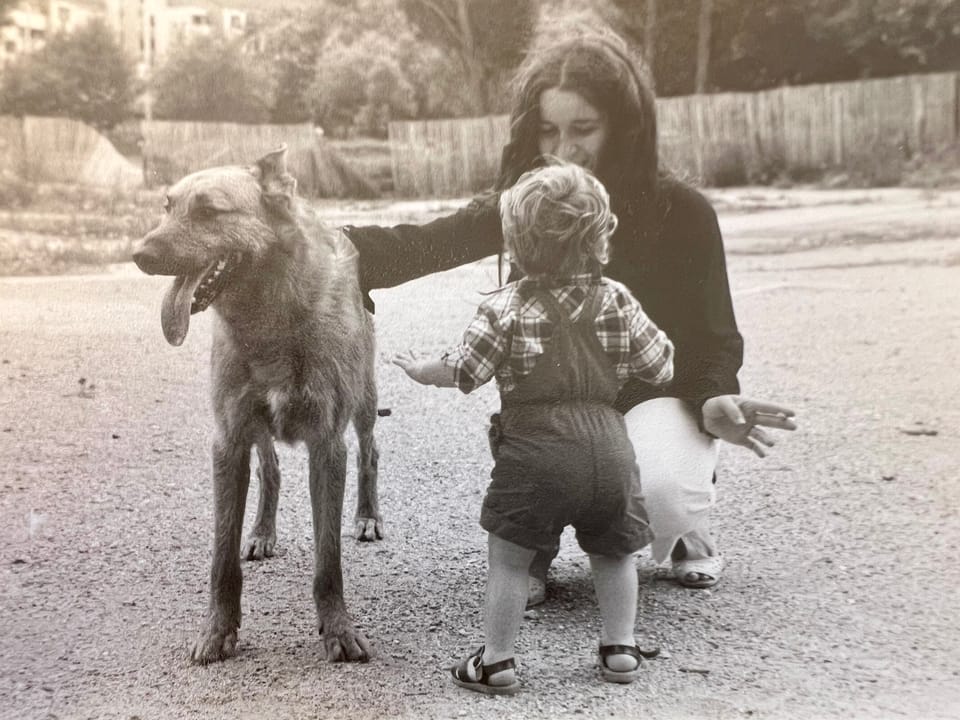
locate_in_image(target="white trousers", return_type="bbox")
[623,397,720,563]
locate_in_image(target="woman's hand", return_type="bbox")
[701,395,797,457]
[392,350,456,387]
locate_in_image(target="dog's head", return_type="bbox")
[132,146,297,346]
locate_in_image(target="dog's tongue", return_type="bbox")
[161,269,208,346]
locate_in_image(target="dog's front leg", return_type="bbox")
[309,437,371,662]
[191,434,251,664]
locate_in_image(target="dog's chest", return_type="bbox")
[245,356,343,442]
[245,360,311,438]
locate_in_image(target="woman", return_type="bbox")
[344,30,796,602]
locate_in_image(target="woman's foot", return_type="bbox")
[450,646,521,695]
[673,554,724,588]
[671,538,724,588]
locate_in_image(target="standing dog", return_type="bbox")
[132,146,383,664]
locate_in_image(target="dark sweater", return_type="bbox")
[344,181,742,414]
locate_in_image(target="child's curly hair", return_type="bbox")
[499,161,618,284]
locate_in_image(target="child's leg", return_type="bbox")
[589,552,639,672]
[482,533,536,681]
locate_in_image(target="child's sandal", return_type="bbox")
[450,646,521,696]
[598,644,644,684]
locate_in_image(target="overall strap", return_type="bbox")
[536,287,572,329]
[574,284,604,327]
[536,284,601,328]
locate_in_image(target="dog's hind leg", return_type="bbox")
[191,433,251,665]
[309,435,371,662]
[242,437,280,560]
[353,378,383,541]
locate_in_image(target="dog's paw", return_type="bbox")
[241,530,276,561]
[190,624,238,665]
[353,516,384,542]
[318,612,372,663]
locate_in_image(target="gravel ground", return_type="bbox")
[0,188,959,720]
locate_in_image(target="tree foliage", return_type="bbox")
[260,5,335,124]
[0,0,18,23]
[0,19,136,130]
[3,0,958,137]
[151,37,275,123]
[805,0,960,76]
[399,0,537,114]
[611,0,960,96]
[265,0,468,134]
[313,32,418,137]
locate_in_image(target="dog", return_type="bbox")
[132,146,383,664]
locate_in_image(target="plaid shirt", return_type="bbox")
[444,274,674,394]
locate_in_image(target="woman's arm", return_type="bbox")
[673,186,798,450]
[667,184,744,408]
[343,192,504,311]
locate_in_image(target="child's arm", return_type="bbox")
[392,351,457,387]
[392,293,511,393]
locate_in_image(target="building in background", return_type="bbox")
[1,0,254,73]
[0,0,104,68]
[105,0,250,77]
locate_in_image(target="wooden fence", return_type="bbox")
[388,71,960,196]
[388,115,510,197]
[140,121,377,198]
[0,116,141,189]
[658,71,959,180]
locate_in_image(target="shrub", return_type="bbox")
[702,143,748,188]
[0,175,35,208]
[842,142,904,188]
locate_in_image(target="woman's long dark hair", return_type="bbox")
[496,30,665,266]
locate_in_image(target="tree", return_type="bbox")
[258,6,330,124]
[151,37,274,123]
[313,30,418,137]
[259,0,466,132]
[0,19,136,130]
[805,0,960,77]
[399,0,537,115]
[694,0,713,93]
[643,0,657,91]
[0,0,17,23]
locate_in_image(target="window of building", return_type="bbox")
[58,7,71,28]
[230,14,243,29]
[5,41,16,54]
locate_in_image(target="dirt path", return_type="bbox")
[1,188,958,720]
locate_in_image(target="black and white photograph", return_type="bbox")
[1,1,958,718]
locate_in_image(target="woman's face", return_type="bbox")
[537,88,608,173]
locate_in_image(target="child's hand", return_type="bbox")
[392,350,451,386]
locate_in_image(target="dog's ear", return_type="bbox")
[252,144,297,212]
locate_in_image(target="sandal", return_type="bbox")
[598,644,644,684]
[673,554,724,589]
[450,646,521,696]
